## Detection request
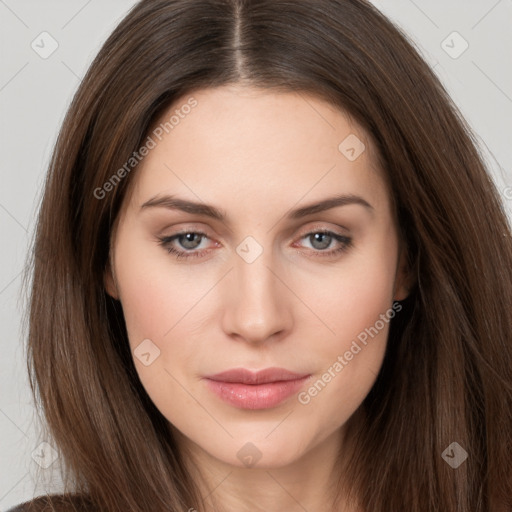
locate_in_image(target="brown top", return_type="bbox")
[6,494,95,512]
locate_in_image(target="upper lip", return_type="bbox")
[205,367,310,385]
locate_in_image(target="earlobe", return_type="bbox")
[393,244,414,302]
[104,258,119,300]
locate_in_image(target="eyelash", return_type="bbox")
[157,229,353,260]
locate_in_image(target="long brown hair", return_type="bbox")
[24,0,512,510]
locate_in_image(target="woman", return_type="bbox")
[13,0,512,510]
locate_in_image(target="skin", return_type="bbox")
[105,84,410,512]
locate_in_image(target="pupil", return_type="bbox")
[312,233,331,250]
[181,233,201,249]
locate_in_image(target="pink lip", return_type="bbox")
[203,367,311,410]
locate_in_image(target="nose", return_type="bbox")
[221,250,293,345]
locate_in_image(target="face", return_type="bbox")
[106,84,409,470]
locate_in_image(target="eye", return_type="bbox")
[157,229,353,261]
[157,231,214,260]
[173,232,204,250]
[294,230,353,258]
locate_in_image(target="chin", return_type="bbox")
[225,446,305,470]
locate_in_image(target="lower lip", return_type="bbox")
[204,376,310,410]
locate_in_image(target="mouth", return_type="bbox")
[203,367,311,410]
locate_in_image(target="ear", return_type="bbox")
[104,255,119,300]
[393,243,414,302]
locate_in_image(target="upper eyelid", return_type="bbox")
[161,220,349,238]
[163,227,348,248]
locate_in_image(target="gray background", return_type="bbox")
[1,0,511,509]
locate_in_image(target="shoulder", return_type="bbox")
[6,494,96,512]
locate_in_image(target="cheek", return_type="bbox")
[112,227,228,401]
[113,237,208,411]
[292,235,398,415]
[114,231,203,346]
[301,235,398,347]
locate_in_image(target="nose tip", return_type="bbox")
[221,254,292,344]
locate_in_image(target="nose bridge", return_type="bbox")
[221,239,291,342]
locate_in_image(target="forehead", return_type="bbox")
[125,85,390,219]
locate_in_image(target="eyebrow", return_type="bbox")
[140,193,374,222]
